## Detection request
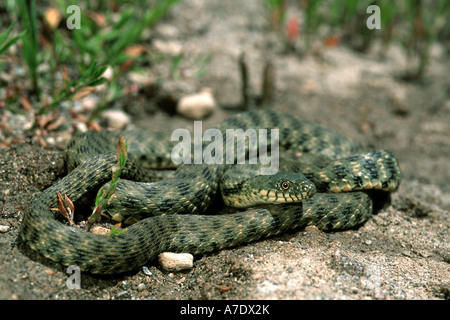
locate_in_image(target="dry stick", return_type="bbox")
[239,52,251,110]
[239,53,276,110]
[261,60,275,109]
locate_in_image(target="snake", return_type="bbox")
[18,110,401,274]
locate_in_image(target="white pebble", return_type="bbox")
[153,39,183,56]
[176,88,216,120]
[102,65,114,81]
[159,252,194,272]
[100,110,131,130]
[0,225,10,233]
[45,136,56,146]
[74,121,88,133]
[79,96,99,113]
[142,266,152,276]
[137,283,147,291]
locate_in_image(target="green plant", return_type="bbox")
[39,61,107,114]
[265,0,286,30]
[58,0,180,71]
[169,53,184,79]
[0,22,26,56]
[17,0,40,97]
[2,0,181,125]
[401,0,449,80]
[50,0,180,118]
[87,136,128,232]
[303,0,324,51]
[169,53,212,79]
[110,224,127,237]
[264,0,448,81]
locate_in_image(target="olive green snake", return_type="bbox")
[18,110,401,274]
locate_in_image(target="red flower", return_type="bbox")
[286,17,300,41]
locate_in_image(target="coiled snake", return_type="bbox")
[18,110,401,274]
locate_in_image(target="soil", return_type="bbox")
[0,0,449,300]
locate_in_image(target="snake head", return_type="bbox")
[256,171,316,204]
[222,171,316,208]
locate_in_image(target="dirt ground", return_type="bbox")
[0,0,449,300]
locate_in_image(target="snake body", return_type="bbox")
[18,110,401,274]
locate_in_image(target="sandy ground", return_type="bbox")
[0,0,449,300]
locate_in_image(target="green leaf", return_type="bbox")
[0,28,26,55]
[110,224,127,237]
[95,186,106,206]
[17,0,40,97]
[87,77,107,87]
[93,65,108,78]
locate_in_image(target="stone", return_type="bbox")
[159,252,194,272]
[176,88,216,119]
[100,110,131,130]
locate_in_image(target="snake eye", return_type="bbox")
[280,180,290,190]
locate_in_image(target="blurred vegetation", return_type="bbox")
[265,0,450,81]
[0,0,449,127]
[0,0,180,124]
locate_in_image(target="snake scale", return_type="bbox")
[18,110,401,274]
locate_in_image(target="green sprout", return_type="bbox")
[0,22,26,56]
[17,0,40,98]
[87,136,128,235]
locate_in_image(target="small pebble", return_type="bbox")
[142,266,152,276]
[78,96,99,113]
[176,88,216,119]
[102,65,114,81]
[159,252,194,272]
[128,71,155,86]
[137,283,146,291]
[390,89,409,116]
[116,290,128,298]
[153,39,183,56]
[351,287,360,293]
[100,110,131,130]
[74,121,88,133]
[91,226,110,235]
[0,225,10,233]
